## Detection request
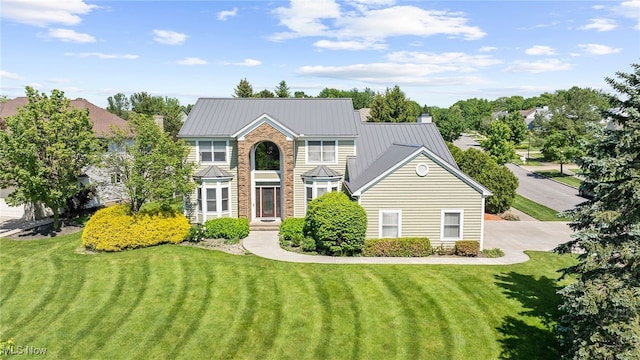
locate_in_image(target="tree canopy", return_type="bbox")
[432,104,465,142]
[0,87,101,229]
[555,63,640,359]
[275,80,291,98]
[367,86,420,122]
[233,78,253,98]
[481,121,516,165]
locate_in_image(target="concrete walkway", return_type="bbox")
[242,221,574,265]
[0,217,53,238]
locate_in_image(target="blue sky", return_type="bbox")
[1,0,638,109]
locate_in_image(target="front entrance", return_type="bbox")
[255,186,281,219]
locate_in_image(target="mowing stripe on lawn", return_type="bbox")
[339,271,363,360]
[361,270,402,358]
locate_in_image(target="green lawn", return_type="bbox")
[533,170,582,188]
[0,232,576,359]
[513,194,569,221]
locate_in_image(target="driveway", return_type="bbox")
[506,163,584,212]
[241,221,573,265]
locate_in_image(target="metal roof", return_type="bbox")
[301,165,342,179]
[345,144,419,192]
[178,98,360,137]
[194,165,232,179]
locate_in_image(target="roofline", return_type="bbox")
[350,146,492,197]
[231,113,299,140]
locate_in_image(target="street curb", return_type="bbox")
[509,162,580,190]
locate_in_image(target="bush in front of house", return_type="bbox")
[279,217,305,247]
[455,240,480,257]
[185,224,206,243]
[82,204,190,251]
[303,192,367,256]
[362,237,432,257]
[204,218,250,240]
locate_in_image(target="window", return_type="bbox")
[442,210,463,240]
[206,188,217,212]
[307,140,336,163]
[110,173,122,184]
[379,210,401,238]
[197,182,232,221]
[199,140,227,163]
[304,181,340,210]
[221,187,229,212]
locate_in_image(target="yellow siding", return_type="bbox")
[359,154,483,246]
[186,139,239,222]
[293,139,355,217]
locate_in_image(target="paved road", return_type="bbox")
[506,163,584,212]
[453,133,481,151]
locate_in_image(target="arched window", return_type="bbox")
[254,141,280,171]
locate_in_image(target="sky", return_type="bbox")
[1,0,639,109]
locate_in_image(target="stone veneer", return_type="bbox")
[237,122,294,219]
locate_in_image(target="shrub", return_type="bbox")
[362,237,431,257]
[432,244,456,256]
[82,205,190,252]
[482,248,505,258]
[457,148,518,214]
[279,217,304,247]
[301,237,317,252]
[204,218,249,240]
[185,224,206,243]
[303,192,367,256]
[455,240,480,257]
[500,211,520,221]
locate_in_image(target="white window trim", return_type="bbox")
[304,180,340,212]
[196,140,230,165]
[441,209,464,241]
[198,181,232,223]
[305,140,338,165]
[379,210,402,238]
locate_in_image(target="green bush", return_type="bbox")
[204,218,250,240]
[363,237,431,257]
[455,240,480,257]
[82,205,190,252]
[482,248,505,258]
[301,237,317,252]
[304,192,367,256]
[185,224,206,243]
[457,148,518,214]
[279,217,305,247]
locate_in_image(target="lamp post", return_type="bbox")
[527,131,531,160]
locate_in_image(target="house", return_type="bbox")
[178,98,492,248]
[0,97,130,219]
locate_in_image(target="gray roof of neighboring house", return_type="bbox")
[194,165,232,178]
[301,165,342,179]
[178,98,360,137]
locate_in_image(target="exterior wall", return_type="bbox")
[359,154,483,247]
[293,139,355,217]
[237,123,294,220]
[184,139,239,223]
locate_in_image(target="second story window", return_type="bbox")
[307,140,336,163]
[199,141,227,163]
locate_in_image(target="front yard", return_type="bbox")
[0,232,576,359]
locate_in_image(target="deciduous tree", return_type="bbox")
[555,63,640,360]
[541,130,583,174]
[367,86,420,122]
[481,121,516,165]
[0,87,101,229]
[433,104,465,142]
[499,112,528,145]
[106,92,130,120]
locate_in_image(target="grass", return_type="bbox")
[513,194,569,221]
[0,232,576,359]
[533,170,582,188]
[511,155,545,166]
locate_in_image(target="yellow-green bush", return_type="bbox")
[82,205,190,252]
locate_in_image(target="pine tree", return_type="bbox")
[555,63,640,359]
[275,80,291,98]
[233,78,253,98]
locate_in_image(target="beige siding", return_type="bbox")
[293,139,355,217]
[185,139,239,223]
[359,155,483,246]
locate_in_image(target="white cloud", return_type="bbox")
[222,59,262,66]
[152,29,188,45]
[0,0,97,27]
[617,0,640,29]
[579,18,617,31]
[0,70,24,80]
[217,7,238,21]
[47,77,71,83]
[525,45,557,56]
[314,39,386,50]
[578,43,622,55]
[46,28,95,43]
[592,5,606,10]
[176,57,207,65]
[65,52,140,59]
[270,1,486,46]
[478,46,497,52]
[386,51,502,69]
[504,59,573,73]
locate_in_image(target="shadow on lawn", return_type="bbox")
[495,272,563,360]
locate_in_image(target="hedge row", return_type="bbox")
[82,205,190,252]
[204,218,250,240]
[362,237,432,257]
[454,240,480,257]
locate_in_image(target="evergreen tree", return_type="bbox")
[0,87,101,230]
[233,78,253,98]
[255,89,275,98]
[555,63,640,359]
[275,80,291,98]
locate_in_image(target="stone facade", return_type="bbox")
[237,123,294,219]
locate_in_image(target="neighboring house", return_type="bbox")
[179,98,492,248]
[0,97,130,219]
[520,108,537,129]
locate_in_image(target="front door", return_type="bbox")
[256,186,281,218]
